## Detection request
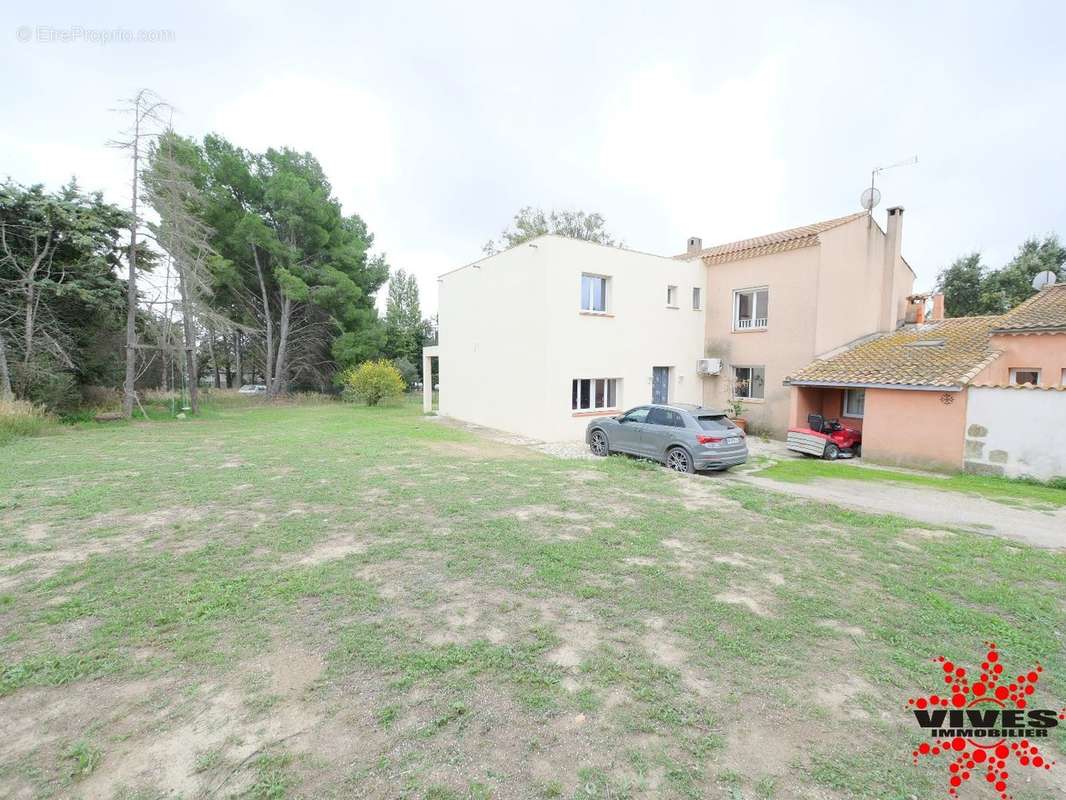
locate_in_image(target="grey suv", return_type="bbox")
[585,403,748,473]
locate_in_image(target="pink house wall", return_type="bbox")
[861,388,967,470]
[973,333,1066,386]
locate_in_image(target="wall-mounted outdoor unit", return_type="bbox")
[696,358,722,376]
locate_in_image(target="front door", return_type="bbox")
[652,367,670,404]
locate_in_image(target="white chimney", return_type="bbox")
[686,236,702,256]
[879,207,904,331]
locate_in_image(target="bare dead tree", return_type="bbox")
[143,126,249,413]
[110,89,172,418]
[0,329,12,401]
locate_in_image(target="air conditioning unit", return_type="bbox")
[696,358,722,376]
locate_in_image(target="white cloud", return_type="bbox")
[212,76,395,233]
[599,61,784,247]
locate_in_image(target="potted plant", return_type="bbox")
[727,397,748,432]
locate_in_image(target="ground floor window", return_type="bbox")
[843,388,865,418]
[1009,367,1041,386]
[732,366,765,399]
[572,378,618,411]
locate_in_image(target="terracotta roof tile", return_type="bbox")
[992,283,1066,332]
[787,316,1003,389]
[681,212,868,264]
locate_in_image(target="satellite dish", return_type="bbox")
[860,186,882,211]
[1032,270,1057,290]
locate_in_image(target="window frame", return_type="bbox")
[843,388,865,418]
[666,285,679,308]
[571,377,619,412]
[1009,367,1041,386]
[692,286,702,310]
[732,365,766,400]
[580,273,609,313]
[732,286,769,331]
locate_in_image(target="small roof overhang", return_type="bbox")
[783,379,964,392]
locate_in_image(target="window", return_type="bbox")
[1009,368,1041,386]
[581,274,608,312]
[732,366,765,399]
[843,388,865,418]
[666,285,678,307]
[572,378,618,411]
[647,407,685,427]
[692,287,702,310]
[697,414,738,432]
[733,287,769,330]
[621,406,650,423]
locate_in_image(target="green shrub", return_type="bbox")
[0,399,52,445]
[391,357,418,390]
[13,360,79,411]
[340,360,406,406]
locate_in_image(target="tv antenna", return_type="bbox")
[861,155,918,212]
[1032,270,1057,290]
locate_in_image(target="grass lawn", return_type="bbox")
[755,456,1066,509]
[2,399,1065,799]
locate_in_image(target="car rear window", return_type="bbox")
[697,415,737,432]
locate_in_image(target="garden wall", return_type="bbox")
[964,386,1066,480]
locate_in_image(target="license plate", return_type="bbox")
[726,437,740,445]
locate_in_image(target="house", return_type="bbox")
[785,283,1066,478]
[428,209,916,443]
[681,208,915,436]
[430,236,706,442]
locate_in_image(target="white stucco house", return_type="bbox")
[426,236,707,441]
[424,211,916,442]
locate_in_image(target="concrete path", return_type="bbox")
[730,473,1066,550]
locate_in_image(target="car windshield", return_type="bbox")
[696,415,737,432]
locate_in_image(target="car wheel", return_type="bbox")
[853,444,862,458]
[590,430,610,457]
[665,447,695,474]
[823,443,840,460]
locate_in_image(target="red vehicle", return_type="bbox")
[786,413,862,460]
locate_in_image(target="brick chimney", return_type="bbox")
[879,207,904,331]
[686,236,703,256]
[930,292,945,321]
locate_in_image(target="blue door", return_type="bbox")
[652,367,669,404]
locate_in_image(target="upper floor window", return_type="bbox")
[733,365,765,399]
[1009,367,1041,386]
[666,285,679,307]
[581,273,608,312]
[692,287,702,310]
[843,388,865,418]
[734,287,768,330]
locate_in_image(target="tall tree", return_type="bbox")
[0,180,129,403]
[936,236,1066,317]
[483,207,620,255]
[143,129,223,414]
[935,253,1000,317]
[384,268,427,368]
[987,235,1066,309]
[195,136,388,396]
[110,90,171,417]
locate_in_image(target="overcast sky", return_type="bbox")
[4,1,1065,313]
